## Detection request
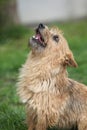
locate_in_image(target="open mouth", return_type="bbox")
[32,29,46,47]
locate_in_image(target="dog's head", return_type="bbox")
[29,23,77,68]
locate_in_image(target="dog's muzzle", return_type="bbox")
[36,23,45,33]
[31,23,47,48]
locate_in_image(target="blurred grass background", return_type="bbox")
[0,19,87,130]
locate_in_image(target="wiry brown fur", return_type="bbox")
[17,25,87,130]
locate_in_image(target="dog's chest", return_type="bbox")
[27,91,67,127]
[25,72,68,126]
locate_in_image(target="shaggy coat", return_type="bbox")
[17,24,87,130]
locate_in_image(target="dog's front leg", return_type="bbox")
[27,110,37,130]
[35,114,47,130]
[35,122,47,130]
[28,121,47,130]
[27,111,47,130]
[28,122,35,130]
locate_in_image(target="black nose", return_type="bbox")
[38,23,45,29]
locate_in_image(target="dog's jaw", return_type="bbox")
[29,24,47,49]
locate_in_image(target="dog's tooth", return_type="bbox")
[33,36,35,38]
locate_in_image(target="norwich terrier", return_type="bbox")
[17,24,87,130]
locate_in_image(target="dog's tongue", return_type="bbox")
[35,34,42,43]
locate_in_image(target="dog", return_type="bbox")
[17,23,87,130]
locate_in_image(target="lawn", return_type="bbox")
[0,19,87,130]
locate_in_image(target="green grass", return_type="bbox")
[0,19,87,130]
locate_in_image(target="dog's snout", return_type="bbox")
[38,23,45,29]
[36,23,45,33]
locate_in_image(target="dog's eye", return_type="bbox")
[53,35,59,43]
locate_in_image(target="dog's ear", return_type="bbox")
[64,53,78,67]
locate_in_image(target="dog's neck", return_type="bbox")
[24,54,69,94]
[18,55,70,103]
